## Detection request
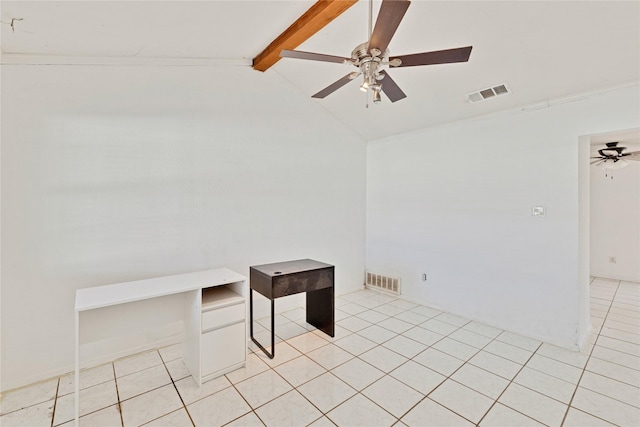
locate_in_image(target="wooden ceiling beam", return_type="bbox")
[252,0,358,72]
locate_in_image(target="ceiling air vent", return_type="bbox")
[467,83,511,103]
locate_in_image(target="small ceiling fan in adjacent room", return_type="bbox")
[279,0,472,104]
[591,142,640,178]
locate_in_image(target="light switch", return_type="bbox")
[532,206,545,217]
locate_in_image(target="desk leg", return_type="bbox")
[249,289,275,359]
[74,311,80,427]
[307,287,335,337]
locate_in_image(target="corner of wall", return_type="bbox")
[576,321,594,353]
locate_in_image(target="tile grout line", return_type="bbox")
[112,363,125,427]
[369,313,504,425]
[50,378,60,427]
[234,341,328,425]
[414,307,596,425]
[405,313,543,426]
[392,314,545,425]
[56,365,123,425]
[331,285,638,426]
[387,310,558,425]
[87,316,553,426]
[474,340,545,426]
[259,348,341,424]
[116,353,191,426]
[113,286,640,426]
[159,351,197,427]
[228,345,291,427]
[250,304,404,425]
[387,319,478,425]
[559,279,621,427]
[115,286,636,426]
[226,379,266,427]
[280,298,542,426]
[580,284,640,405]
[5,284,638,427]
[260,352,348,425]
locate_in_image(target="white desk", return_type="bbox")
[74,268,247,425]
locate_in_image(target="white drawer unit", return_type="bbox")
[198,284,247,383]
[201,322,246,379]
[202,298,245,331]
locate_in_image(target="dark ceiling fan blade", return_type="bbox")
[280,49,350,64]
[312,73,357,99]
[390,46,473,67]
[379,70,407,102]
[591,159,604,165]
[369,0,411,54]
[623,151,640,160]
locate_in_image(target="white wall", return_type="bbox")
[367,84,640,349]
[1,63,366,390]
[590,143,640,281]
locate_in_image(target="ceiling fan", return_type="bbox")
[279,0,472,104]
[591,141,640,177]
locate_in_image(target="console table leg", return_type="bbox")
[75,311,80,427]
[249,288,253,338]
[270,299,275,358]
[249,289,275,359]
[307,286,335,337]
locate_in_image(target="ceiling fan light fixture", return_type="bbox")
[364,68,378,84]
[373,88,382,104]
[600,158,629,170]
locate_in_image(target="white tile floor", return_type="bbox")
[1,277,639,426]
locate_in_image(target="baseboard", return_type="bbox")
[80,335,182,370]
[1,335,182,393]
[396,294,584,352]
[591,273,640,283]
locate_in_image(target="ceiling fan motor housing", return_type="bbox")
[351,42,370,60]
[599,142,626,158]
[351,42,390,87]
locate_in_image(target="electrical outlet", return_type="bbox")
[422,273,427,281]
[609,256,617,264]
[532,206,546,217]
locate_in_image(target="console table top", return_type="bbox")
[75,268,246,312]
[249,259,333,277]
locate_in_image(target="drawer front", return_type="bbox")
[201,322,246,377]
[202,302,245,331]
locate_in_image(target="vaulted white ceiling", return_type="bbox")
[2,1,638,141]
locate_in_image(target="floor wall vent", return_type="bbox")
[467,83,511,103]
[365,272,401,295]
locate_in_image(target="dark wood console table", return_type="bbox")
[249,259,335,358]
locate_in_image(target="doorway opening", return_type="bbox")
[578,127,640,349]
